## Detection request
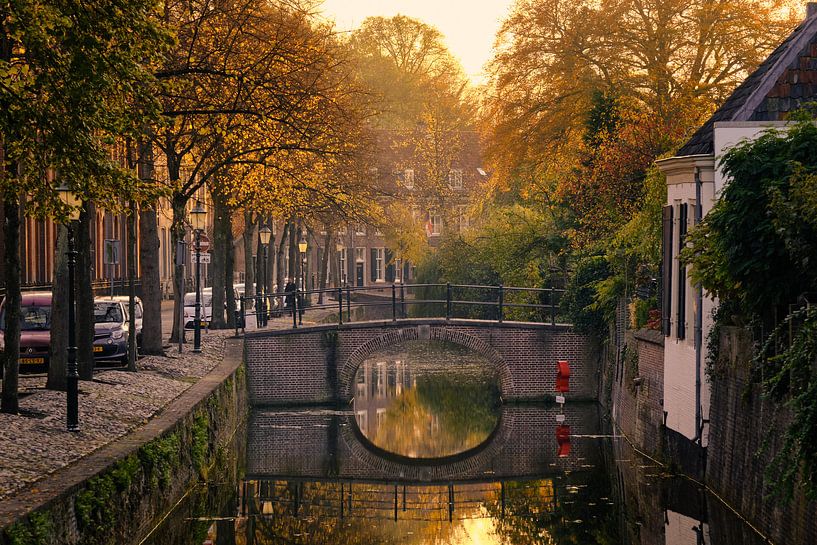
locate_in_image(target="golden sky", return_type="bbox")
[318,0,516,85]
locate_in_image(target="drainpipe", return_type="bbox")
[693,167,704,444]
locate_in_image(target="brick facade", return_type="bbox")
[244,319,598,406]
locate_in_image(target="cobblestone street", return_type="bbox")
[0,330,233,501]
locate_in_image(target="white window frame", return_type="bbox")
[448,168,463,189]
[431,214,442,236]
[375,247,385,282]
[404,169,415,189]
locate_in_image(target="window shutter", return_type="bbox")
[677,204,688,339]
[385,249,395,282]
[662,206,673,336]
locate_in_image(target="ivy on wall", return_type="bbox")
[683,117,817,499]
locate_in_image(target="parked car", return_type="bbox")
[184,285,244,329]
[100,296,143,348]
[0,292,52,374]
[184,287,212,330]
[92,298,134,365]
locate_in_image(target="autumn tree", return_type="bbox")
[484,0,800,224]
[153,0,372,341]
[0,0,169,411]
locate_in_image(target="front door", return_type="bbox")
[356,262,364,287]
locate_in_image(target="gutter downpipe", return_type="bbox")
[693,167,704,445]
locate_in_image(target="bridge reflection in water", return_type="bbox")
[140,404,774,545]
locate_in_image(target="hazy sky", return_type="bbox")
[318,0,516,85]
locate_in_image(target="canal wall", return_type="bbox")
[0,340,247,545]
[706,327,817,545]
[245,319,599,405]
[608,325,817,544]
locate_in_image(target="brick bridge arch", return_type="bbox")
[245,319,597,405]
[338,325,513,401]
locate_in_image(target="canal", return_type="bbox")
[140,340,770,545]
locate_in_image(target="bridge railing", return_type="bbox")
[235,282,565,332]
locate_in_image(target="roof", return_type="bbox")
[677,7,817,156]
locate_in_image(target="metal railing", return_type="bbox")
[234,283,565,333]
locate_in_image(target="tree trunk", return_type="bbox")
[0,201,5,292]
[170,194,187,344]
[317,228,332,305]
[127,201,137,371]
[225,220,236,329]
[242,211,256,304]
[210,192,228,329]
[255,226,263,299]
[46,222,68,392]
[138,141,163,354]
[329,230,340,289]
[1,197,22,412]
[275,221,290,293]
[76,203,95,380]
[288,220,297,283]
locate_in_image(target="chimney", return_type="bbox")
[809,2,817,18]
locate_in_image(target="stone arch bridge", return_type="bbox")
[244,318,598,405]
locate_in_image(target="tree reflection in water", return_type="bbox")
[352,340,500,458]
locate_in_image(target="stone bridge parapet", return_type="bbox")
[245,319,598,405]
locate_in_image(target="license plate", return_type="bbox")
[93,346,103,353]
[20,357,44,364]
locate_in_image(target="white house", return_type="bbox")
[656,3,817,448]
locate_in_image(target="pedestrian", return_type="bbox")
[284,278,296,313]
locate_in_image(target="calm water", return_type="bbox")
[140,341,769,545]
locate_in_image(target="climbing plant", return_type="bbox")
[683,117,817,499]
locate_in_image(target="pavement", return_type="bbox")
[0,298,342,506]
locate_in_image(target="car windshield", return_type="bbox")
[94,303,123,323]
[184,293,212,307]
[0,305,52,331]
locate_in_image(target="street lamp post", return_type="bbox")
[57,184,81,432]
[259,225,272,328]
[190,202,207,353]
[298,235,308,325]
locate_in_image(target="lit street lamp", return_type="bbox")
[298,234,308,325]
[259,225,272,328]
[190,201,207,353]
[57,184,81,432]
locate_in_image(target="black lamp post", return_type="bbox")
[190,201,207,353]
[259,225,272,327]
[57,184,81,432]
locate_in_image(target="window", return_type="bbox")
[371,247,385,282]
[677,203,689,339]
[339,248,347,283]
[355,247,365,262]
[448,168,463,189]
[430,214,442,236]
[404,169,415,189]
[355,224,366,236]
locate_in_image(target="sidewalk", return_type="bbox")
[0,302,344,504]
[0,330,233,502]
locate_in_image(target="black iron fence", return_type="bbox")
[235,283,565,332]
